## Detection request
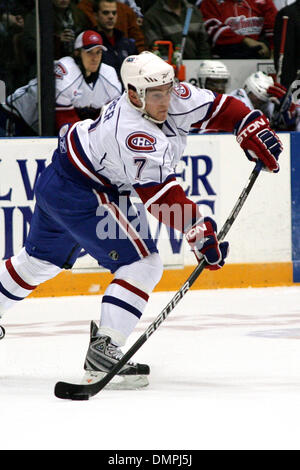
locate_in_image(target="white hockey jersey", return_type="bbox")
[64,82,249,215]
[230,88,253,110]
[3,78,39,132]
[58,81,253,230]
[3,57,122,134]
[55,56,122,114]
[230,87,275,120]
[66,83,216,194]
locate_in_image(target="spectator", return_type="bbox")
[273,0,300,90]
[114,1,146,51]
[143,0,211,59]
[77,0,146,52]
[118,0,143,24]
[0,30,122,136]
[200,0,277,59]
[0,1,28,94]
[135,0,152,14]
[93,0,138,80]
[22,0,91,80]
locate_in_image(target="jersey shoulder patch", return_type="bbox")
[235,88,246,98]
[55,57,79,81]
[55,62,68,80]
[172,82,191,99]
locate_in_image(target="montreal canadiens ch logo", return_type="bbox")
[54,62,67,80]
[173,83,191,99]
[126,132,156,152]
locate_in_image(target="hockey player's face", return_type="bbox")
[145,83,173,122]
[81,48,102,75]
[205,78,228,94]
[248,91,265,110]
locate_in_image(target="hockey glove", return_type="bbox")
[185,217,229,270]
[267,82,297,129]
[236,110,283,173]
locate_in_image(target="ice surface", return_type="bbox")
[1,286,300,450]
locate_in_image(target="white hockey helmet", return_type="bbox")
[198,60,230,89]
[121,51,175,118]
[243,71,274,102]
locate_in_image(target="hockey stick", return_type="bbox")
[178,4,193,66]
[270,16,290,127]
[277,16,289,84]
[54,161,263,400]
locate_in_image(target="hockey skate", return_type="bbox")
[81,321,149,389]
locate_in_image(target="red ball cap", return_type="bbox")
[74,30,107,51]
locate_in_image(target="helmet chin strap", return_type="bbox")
[141,113,166,125]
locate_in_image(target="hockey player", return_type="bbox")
[192,59,231,134]
[195,66,296,131]
[230,71,297,130]
[197,60,230,94]
[0,52,282,387]
[0,78,39,137]
[55,29,122,131]
[0,30,122,136]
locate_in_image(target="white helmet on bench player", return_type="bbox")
[198,60,230,93]
[243,71,274,102]
[121,51,175,118]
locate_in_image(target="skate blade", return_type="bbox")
[80,370,149,390]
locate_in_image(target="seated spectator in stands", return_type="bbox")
[273,0,300,90]
[0,2,28,93]
[93,0,138,80]
[200,0,277,59]
[114,1,146,51]
[118,0,143,25]
[0,30,122,136]
[22,0,91,80]
[143,0,211,59]
[134,0,152,14]
[0,0,34,11]
[77,0,146,52]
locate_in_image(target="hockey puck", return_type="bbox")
[0,326,5,340]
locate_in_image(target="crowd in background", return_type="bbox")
[0,0,299,136]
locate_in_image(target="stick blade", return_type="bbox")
[54,381,91,401]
